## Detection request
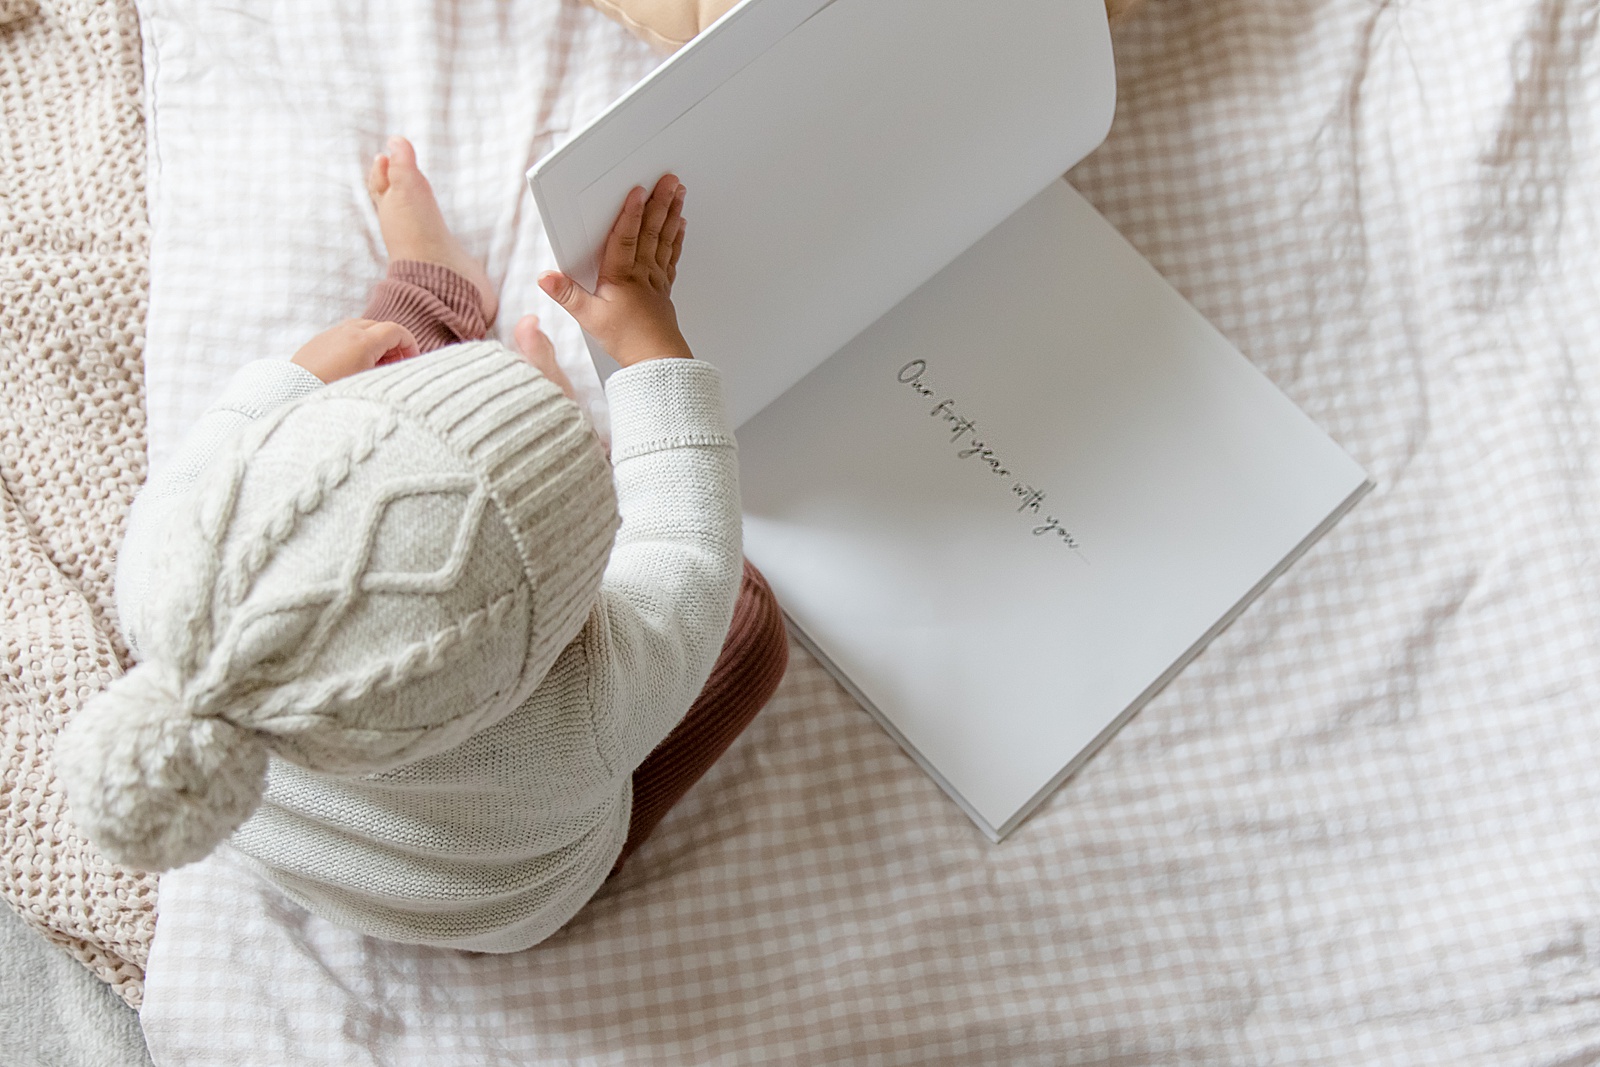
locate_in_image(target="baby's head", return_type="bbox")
[58,342,618,871]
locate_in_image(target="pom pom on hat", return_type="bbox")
[57,664,269,873]
[60,342,617,872]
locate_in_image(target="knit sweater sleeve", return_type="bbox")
[116,360,325,659]
[584,358,743,775]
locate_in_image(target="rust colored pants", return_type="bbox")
[365,262,789,868]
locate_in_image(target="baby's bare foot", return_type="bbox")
[367,136,498,325]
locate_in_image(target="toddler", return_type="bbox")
[58,137,787,951]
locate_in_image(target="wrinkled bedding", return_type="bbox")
[136,0,1600,1063]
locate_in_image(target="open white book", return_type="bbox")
[530,0,1371,840]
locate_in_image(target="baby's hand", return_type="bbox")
[539,174,693,368]
[291,319,420,384]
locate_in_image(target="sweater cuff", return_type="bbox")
[210,360,326,420]
[605,359,736,464]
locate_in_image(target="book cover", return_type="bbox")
[531,0,1370,839]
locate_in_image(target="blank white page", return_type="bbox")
[530,0,1116,427]
[738,181,1372,839]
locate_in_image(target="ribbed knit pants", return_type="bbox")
[364,262,790,871]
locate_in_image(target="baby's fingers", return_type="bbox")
[657,186,685,275]
[636,173,680,270]
[362,320,420,365]
[539,271,601,334]
[599,186,646,281]
[668,219,685,279]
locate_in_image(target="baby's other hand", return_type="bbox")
[539,174,693,368]
[291,319,420,383]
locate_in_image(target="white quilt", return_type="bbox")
[136,1,1600,1064]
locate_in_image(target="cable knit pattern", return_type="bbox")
[69,340,620,795]
[0,0,155,1007]
[109,350,740,951]
[213,407,402,612]
[117,361,326,664]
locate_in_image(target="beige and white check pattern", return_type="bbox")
[137,0,1600,1063]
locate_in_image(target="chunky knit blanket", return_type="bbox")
[0,0,154,1008]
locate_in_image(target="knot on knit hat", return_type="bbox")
[56,663,269,872]
[61,343,619,872]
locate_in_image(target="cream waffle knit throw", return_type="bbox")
[0,0,155,1008]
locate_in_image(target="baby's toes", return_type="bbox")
[378,137,443,208]
[366,153,391,200]
[385,135,419,171]
[382,136,434,195]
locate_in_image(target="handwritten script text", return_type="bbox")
[897,360,1082,553]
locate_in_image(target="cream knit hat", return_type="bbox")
[57,342,620,872]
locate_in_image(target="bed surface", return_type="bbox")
[133,0,1600,1063]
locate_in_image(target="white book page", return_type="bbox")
[738,181,1372,837]
[530,0,1115,427]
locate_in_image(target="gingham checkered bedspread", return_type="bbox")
[136,1,1600,1063]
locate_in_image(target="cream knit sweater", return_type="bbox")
[116,350,742,951]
